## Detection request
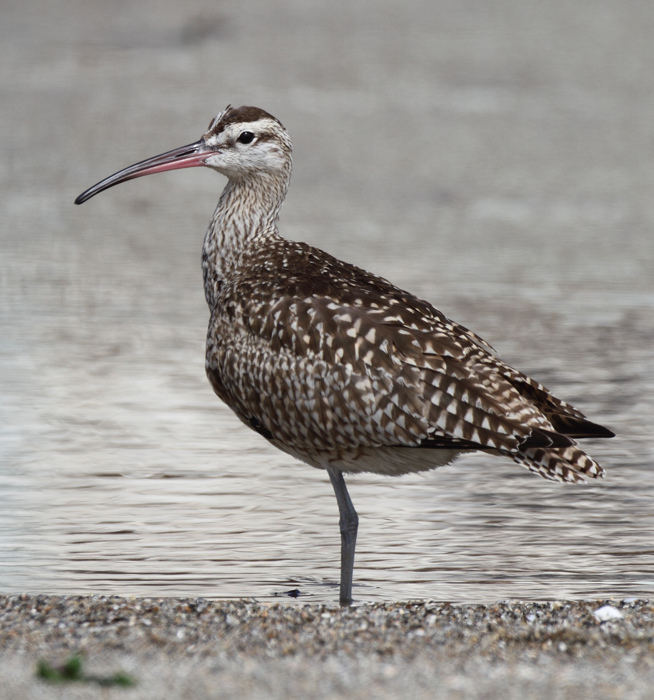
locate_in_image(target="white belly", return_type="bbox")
[273,442,470,476]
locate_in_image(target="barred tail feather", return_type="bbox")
[513,445,605,484]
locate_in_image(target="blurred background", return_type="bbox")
[0,0,653,603]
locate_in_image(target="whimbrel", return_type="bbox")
[76,105,614,605]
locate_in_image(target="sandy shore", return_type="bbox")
[0,595,652,698]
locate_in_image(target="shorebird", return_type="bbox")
[76,105,614,605]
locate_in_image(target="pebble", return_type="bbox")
[593,605,625,622]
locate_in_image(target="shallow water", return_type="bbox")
[1,0,653,604]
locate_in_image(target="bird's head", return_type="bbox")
[75,105,292,205]
[202,105,292,179]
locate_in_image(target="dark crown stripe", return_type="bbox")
[208,105,282,136]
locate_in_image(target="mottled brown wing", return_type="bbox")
[206,241,609,482]
[214,291,536,448]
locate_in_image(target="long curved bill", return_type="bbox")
[75,139,211,205]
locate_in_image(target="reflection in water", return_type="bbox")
[1,240,652,603]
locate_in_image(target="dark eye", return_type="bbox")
[237,131,255,144]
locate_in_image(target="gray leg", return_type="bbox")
[328,468,359,606]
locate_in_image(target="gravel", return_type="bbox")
[0,595,653,698]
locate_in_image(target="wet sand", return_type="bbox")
[1,594,653,698]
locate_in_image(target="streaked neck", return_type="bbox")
[202,169,290,305]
